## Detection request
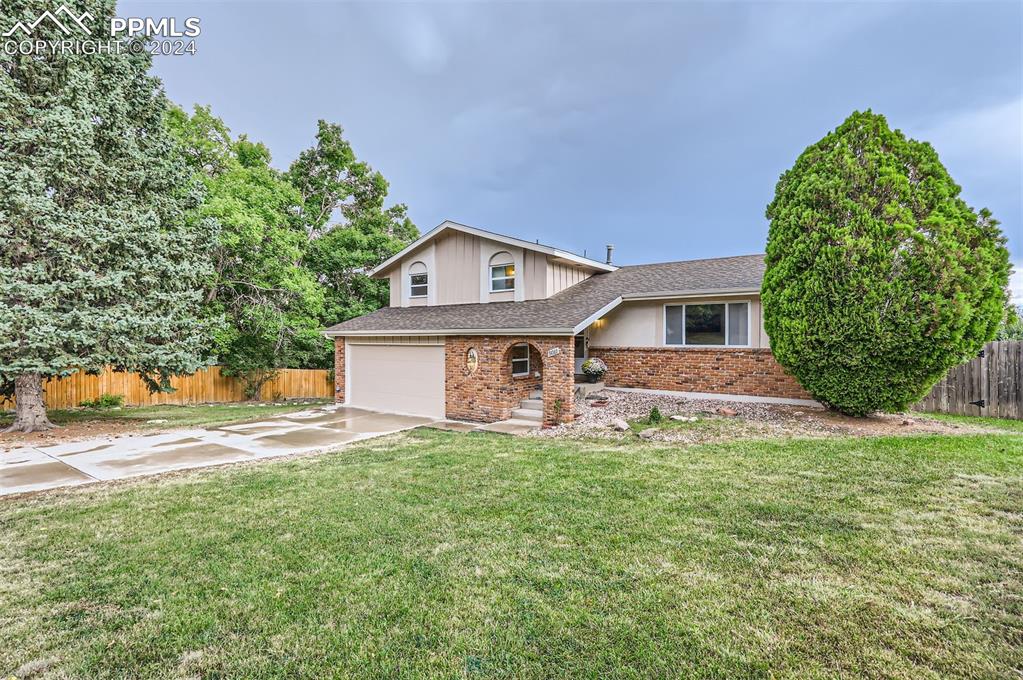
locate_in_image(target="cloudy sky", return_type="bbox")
[129,0,1022,300]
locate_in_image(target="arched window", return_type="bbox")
[409,261,428,298]
[489,252,515,292]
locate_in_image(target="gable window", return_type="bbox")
[489,252,515,292]
[409,262,428,298]
[511,343,530,376]
[665,302,750,347]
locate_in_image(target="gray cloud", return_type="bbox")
[131,0,1021,267]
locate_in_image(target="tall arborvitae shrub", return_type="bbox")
[762,111,1010,416]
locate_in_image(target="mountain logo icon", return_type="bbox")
[3,5,94,37]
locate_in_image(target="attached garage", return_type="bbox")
[346,338,446,418]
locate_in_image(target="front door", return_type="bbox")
[574,332,587,374]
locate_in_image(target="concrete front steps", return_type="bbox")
[489,382,609,433]
[512,407,543,423]
[507,390,543,425]
[574,381,605,399]
[512,383,604,424]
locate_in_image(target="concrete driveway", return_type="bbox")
[1,405,436,497]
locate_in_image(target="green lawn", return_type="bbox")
[628,413,726,434]
[0,400,332,431]
[916,411,1023,433]
[2,430,1021,678]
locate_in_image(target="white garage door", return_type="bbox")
[348,343,446,417]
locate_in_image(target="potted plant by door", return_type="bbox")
[581,357,607,383]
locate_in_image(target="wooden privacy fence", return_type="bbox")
[5,366,333,410]
[914,341,1023,420]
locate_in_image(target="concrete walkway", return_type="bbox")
[1,405,437,497]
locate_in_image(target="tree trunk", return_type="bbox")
[4,373,57,433]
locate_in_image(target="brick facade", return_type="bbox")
[333,338,345,403]
[445,335,574,425]
[588,346,811,400]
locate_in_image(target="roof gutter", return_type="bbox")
[621,287,760,301]
[323,327,577,338]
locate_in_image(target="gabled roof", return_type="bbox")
[369,220,618,277]
[326,254,765,336]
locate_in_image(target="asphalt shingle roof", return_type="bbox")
[325,254,765,334]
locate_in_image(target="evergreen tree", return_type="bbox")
[763,111,1010,415]
[0,1,216,431]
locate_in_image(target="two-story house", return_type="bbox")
[325,221,810,426]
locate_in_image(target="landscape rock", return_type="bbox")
[901,418,914,426]
[671,415,697,422]
[529,389,977,443]
[638,428,658,439]
[145,419,168,424]
[611,419,630,432]
[716,407,738,417]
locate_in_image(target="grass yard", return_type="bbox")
[917,411,1023,433]
[628,413,728,435]
[0,400,332,449]
[0,400,332,430]
[2,429,1021,678]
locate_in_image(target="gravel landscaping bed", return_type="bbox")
[531,389,987,443]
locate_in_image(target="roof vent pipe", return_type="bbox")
[605,244,614,265]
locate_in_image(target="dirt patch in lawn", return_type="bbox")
[0,401,330,452]
[0,419,144,451]
[533,389,998,444]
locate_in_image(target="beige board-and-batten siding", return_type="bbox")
[4,366,333,410]
[387,228,596,308]
[914,341,1023,420]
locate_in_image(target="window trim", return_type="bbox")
[489,264,516,293]
[408,262,428,299]
[510,343,530,376]
[662,301,752,348]
[409,273,429,299]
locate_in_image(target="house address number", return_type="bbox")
[547,347,561,357]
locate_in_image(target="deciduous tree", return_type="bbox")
[287,121,418,367]
[167,107,324,397]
